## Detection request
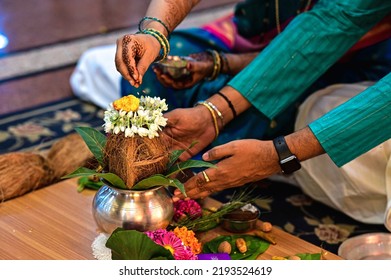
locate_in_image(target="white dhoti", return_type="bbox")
[294,82,391,231]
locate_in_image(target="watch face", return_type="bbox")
[280,155,301,174]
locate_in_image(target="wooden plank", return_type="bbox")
[0,179,342,260]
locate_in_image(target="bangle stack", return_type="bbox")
[205,49,222,81]
[138,17,170,62]
[195,101,222,140]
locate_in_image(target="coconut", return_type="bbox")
[104,134,170,188]
[46,133,97,178]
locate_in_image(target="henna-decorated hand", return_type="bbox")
[115,33,161,88]
[153,52,214,89]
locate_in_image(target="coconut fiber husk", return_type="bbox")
[46,133,97,179]
[0,152,55,202]
[0,133,98,201]
[104,134,170,188]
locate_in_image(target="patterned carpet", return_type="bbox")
[0,96,388,256]
[0,97,105,154]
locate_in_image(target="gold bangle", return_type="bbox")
[206,101,224,127]
[195,101,219,140]
[205,49,221,80]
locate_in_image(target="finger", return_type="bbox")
[122,35,141,84]
[136,52,155,85]
[184,171,214,199]
[115,39,136,85]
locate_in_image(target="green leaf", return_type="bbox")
[77,176,104,192]
[167,141,198,169]
[61,167,127,189]
[202,235,270,260]
[106,228,174,260]
[75,127,106,166]
[166,159,216,177]
[295,253,322,260]
[132,175,186,196]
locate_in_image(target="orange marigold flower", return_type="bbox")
[113,95,140,112]
[173,227,202,255]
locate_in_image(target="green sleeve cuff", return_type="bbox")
[309,73,391,167]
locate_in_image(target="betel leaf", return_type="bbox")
[202,235,270,260]
[106,228,174,260]
[166,159,216,177]
[61,167,127,189]
[132,175,186,196]
[167,141,198,169]
[74,126,106,166]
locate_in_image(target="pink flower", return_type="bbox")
[173,199,202,222]
[145,229,197,260]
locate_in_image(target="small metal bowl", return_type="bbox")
[154,55,192,79]
[338,232,391,260]
[221,207,260,233]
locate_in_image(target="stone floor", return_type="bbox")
[0,0,238,115]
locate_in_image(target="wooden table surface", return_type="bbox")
[0,179,342,260]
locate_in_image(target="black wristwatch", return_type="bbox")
[272,136,301,174]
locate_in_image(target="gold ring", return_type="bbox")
[202,171,210,183]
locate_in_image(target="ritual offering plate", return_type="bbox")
[154,55,192,79]
[221,203,260,233]
[338,232,391,260]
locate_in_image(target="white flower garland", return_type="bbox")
[91,233,112,260]
[103,95,168,139]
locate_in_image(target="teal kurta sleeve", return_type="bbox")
[228,0,391,120]
[227,0,391,166]
[309,73,391,167]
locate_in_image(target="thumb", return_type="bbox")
[202,144,232,161]
[136,54,158,85]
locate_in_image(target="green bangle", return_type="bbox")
[139,16,171,38]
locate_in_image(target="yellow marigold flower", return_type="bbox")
[113,95,140,112]
[173,227,202,255]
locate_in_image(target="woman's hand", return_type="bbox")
[115,33,161,88]
[162,106,217,161]
[153,52,214,89]
[173,139,281,200]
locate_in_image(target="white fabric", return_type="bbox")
[293,82,391,231]
[70,44,120,109]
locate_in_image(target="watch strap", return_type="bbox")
[273,136,292,160]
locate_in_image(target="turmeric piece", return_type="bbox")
[235,238,248,253]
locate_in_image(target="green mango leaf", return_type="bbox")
[132,175,186,196]
[295,253,322,260]
[75,127,106,166]
[167,141,198,169]
[202,235,270,260]
[61,167,127,189]
[106,228,174,260]
[166,159,216,177]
